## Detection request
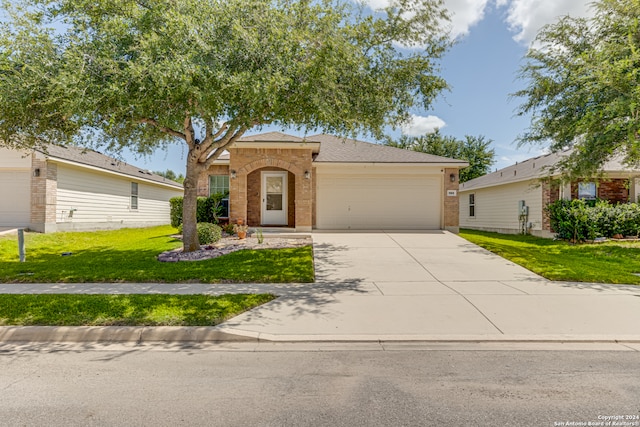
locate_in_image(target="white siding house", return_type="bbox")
[459,150,640,238]
[0,145,183,233]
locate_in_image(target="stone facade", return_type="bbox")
[196,165,228,197]
[571,179,628,204]
[30,157,57,233]
[443,168,460,232]
[541,179,560,232]
[228,148,313,231]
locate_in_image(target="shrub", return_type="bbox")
[170,193,229,228]
[196,223,222,245]
[547,199,640,241]
[222,223,236,235]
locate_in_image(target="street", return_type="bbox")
[0,342,638,426]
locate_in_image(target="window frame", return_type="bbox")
[469,193,475,217]
[130,182,139,210]
[209,174,230,218]
[578,182,597,200]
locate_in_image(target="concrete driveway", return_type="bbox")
[218,231,640,341]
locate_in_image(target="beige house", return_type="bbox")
[0,145,183,232]
[197,132,468,232]
[459,151,640,237]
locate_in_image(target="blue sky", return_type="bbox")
[125,0,594,175]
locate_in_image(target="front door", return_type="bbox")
[262,171,288,225]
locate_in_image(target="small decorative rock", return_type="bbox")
[157,236,311,262]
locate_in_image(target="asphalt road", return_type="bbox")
[0,343,639,427]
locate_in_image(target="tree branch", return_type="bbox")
[138,118,186,140]
[203,126,248,169]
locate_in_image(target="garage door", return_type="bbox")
[316,172,442,229]
[0,171,31,227]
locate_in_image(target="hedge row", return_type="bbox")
[547,199,640,242]
[170,193,228,228]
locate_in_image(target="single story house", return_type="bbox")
[0,144,183,233]
[196,132,468,232]
[459,150,640,238]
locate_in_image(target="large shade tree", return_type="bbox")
[385,130,495,182]
[0,0,451,251]
[515,0,640,178]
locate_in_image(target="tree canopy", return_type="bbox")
[385,130,495,182]
[0,0,451,250]
[514,0,640,177]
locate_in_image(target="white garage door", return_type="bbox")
[316,172,442,229]
[0,171,31,227]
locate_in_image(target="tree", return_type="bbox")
[385,130,495,182]
[0,0,451,251]
[154,169,185,184]
[514,0,640,178]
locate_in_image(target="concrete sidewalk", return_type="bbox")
[2,231,640,343]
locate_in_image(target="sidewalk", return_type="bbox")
[2,231,640,344]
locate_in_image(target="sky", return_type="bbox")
[124,0,595,175]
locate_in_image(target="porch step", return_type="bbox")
[249,227,311,239]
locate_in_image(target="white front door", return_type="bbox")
[262,171,288,225]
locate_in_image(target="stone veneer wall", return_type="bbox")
[30,157,57,232]
[443,168,460,232]
[571,179,629,204]
[541,179,560,233]
[229,148,313,231]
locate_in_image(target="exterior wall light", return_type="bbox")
[304,170,311,180]
[450,173,456,182]
[230,170,236,179]
[34,168,40,177]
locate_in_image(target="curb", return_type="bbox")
[0,326,258,343]
[2,326,640,344]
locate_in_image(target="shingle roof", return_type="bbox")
[460,150,640,191]
[310,134,468,164]
[239,131,310,143]
[40,145,183,188]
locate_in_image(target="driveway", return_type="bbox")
[218,231,640,341]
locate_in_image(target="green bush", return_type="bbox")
[176,222,222,245]
[547,199,640,241]
[170,193,229,228]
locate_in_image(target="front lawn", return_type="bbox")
[0,294,276,326]
[460,229,640,285]
[0,226,314,283]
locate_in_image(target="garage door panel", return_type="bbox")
[316,173,441,230]
[0,171,31,227]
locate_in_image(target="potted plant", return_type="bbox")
[233,222,249,239]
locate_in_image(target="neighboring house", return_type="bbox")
[0,145,183,232]
[196,132,468,232]
[459,150,640,238]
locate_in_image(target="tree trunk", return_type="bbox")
[182,152,203,252]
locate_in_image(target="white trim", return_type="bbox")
[261,171,288,225]
[232,141,321,152]
[313,161,467,168]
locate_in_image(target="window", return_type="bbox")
[578,182,596,200]
[469,193,475,217]
[130,182,139,210]
[209,175,230,217]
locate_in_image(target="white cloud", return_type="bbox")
[500,0,594,44]
[443,0,490,39]
[357,0,490,39]
[401,114,446,136]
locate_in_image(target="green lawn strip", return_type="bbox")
[0,294,276,326]
[459,229,640,285]
[0,226,314,283]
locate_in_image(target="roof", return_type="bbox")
[238,131,310,143]
[40,144,183,189]
[460,150,640,191]
[310,134,468,165]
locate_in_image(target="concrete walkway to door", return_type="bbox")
[218,231,640,342]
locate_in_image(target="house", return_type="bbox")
[0,144,183,233]
[196,132,468,232]
[458,150,640,238]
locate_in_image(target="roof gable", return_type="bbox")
[40,145,183,188]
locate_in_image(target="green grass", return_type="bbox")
[460,229,640,285]
[0,226,314,283]
[0,294,276,326]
